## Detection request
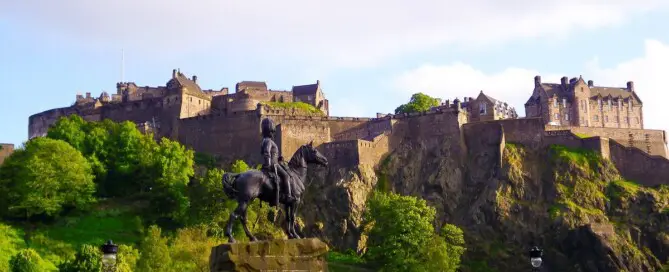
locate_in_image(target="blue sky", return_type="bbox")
[2,1,669,147]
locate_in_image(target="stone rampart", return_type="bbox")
[0,143,15,165]
[546,125,667,158]
[321,140,360,168]
[608,140,669,186]
[357,133,390,167]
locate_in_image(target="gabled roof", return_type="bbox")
[236,81,267,91]
[477,90,498,104]
[292,81,320,96]
[166,72,203,95]
[590,87,640,104]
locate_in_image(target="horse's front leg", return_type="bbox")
[284,204,295,239]
[225,203,240,243]
[289,202,301,239]
[237,201,257,242]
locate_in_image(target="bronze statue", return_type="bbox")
[221,119,328,243]
[260,118,294,205]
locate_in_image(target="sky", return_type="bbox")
[2,0,669,147]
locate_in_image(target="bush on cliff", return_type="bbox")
[9,248,50,272]
[394,92,441,114]
[363,192,464,272]
[263,101,323,115]
[0,137,96,219]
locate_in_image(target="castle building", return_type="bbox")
[525,76,643,128]
[28,69,329,140]
[434,91,518,122]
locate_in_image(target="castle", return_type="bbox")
[25,71,669,186]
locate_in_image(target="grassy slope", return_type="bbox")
[1,199,143,270]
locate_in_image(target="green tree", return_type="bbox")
[9,248,46,272]
[0,223,27,272]
[394,93,441,114]
[116,244,140,272]
[137,225,172,272]
[230,159,250,173]
[57,244,102,272]
[363,192,464,272]
[0,137,96,218]
[170,225,222,272]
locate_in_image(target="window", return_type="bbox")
[636,117,640,124]
[553,99,558,108]
[479,103,487,114]
[624,117,629,123]
[565,113,569,121]
[580,100,585,111]
[554,113,559,120]
[605,116,609,122]
[594,115,599,121]
[562,98,567,108]
[307,95,313,101]
[598,99,602,110]
[629,100,633,111]
[608,99,612,110]
[618,100,621,109]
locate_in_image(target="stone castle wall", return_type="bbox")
[608,140,669,186]
[545,125,667,158]
[0,143,14,165]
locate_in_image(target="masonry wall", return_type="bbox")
[321,140,359,168]
[608,140,669,186]
[357,133,390,167]
[275,120,331,161]
[177,111,262,165]
[0,143,14,165]
[546,125,667,158]
[466,118,545,147]
[332,118,396,141]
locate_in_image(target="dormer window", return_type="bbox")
[562,98,567,108]
[479,103,487,114]
[629,100,633,111]
[608,99,612,110]
[598,99,602,110]
[618,99,621,109]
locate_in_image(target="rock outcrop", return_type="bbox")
[299,128,669,271]
[209,238,329,272]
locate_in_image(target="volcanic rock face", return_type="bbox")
[300,129,669,271]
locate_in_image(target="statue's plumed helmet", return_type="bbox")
[261,118,275,136]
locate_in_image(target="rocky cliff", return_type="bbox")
[301,133,669,271]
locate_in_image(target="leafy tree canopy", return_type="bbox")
[9,249,47,272]
[394,92,441,114]
[363,192,465,272]
[0,137,96,219]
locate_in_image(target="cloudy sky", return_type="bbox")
[2,0,669,147]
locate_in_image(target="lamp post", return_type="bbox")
[101,240,118,272]
[529,246,543,271]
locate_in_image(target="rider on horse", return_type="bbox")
[260,118,295,206]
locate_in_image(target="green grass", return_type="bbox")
[327,251,372,272]
[549,144,602,172]
[606,180,640,201]
[263,101,324,115]
[574,133,590,139]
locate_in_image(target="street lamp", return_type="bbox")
[101,240,118,272]
[529,246,543,271]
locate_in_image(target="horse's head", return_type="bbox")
[302,140,328,167]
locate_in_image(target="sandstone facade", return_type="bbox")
[0,143,14,165]
[208,238,328,272]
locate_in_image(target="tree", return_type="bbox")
[0,137,96,218]
[116,244,140,272]
[394,93,441,114]
[137,225,172,272]
[9,249,46,272]
[363,192,464,272]
[57,244,102,272]
[170,225,222,272]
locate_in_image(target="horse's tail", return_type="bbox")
[222,172,240,199]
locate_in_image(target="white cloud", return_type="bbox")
[3,0,669,68]
[393,39,669,136]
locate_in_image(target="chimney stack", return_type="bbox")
[86,92,91,99]
[534,75,541,87]
[587,80,594,87]
[172,69,177,79]
[561,76,568,88]
[192,75,197,83]
[316,80,320,85]
[627,81,634,92]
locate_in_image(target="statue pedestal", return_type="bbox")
[209,238,329,272]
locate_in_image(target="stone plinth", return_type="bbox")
[209,238,329,272]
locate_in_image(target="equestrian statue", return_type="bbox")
[221,118,329,243]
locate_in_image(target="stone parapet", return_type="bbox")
[209,238,329,272]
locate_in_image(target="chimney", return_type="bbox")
[316,80,320,85]
[192,75,197,83]
[86,92,91,99]
[627,81,634,92]
[587,80,594,87]
[561,76,568,88]
[569,77,577,84]
[534,75,541,87]
[172,69,177,79]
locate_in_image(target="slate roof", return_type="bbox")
[236,81,268,91]
[166,72,203,95]
[590,87,640,103]
[292,83,319,96]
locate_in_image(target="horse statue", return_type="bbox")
[221,141,328,243]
